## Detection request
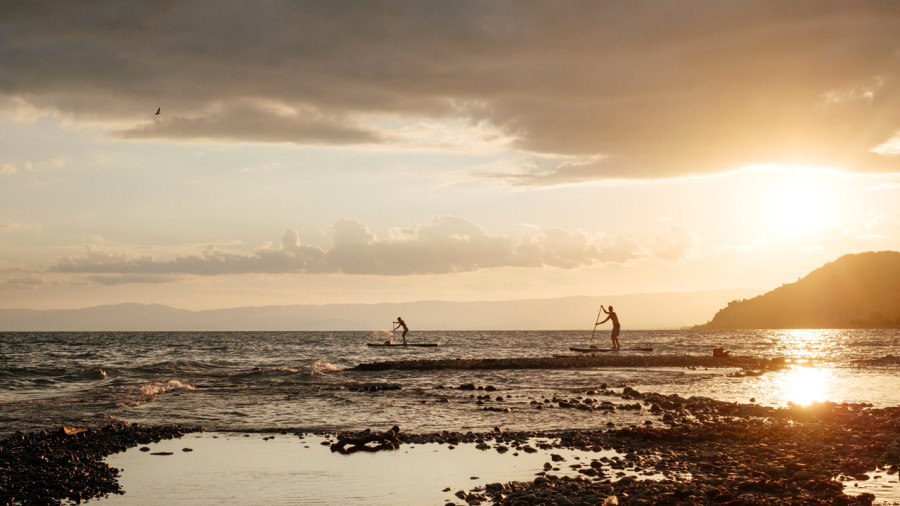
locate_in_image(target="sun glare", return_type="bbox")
[778,366,830,406]
[765,178,834,237]
[778,329,830,359]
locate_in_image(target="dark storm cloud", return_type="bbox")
[47,217,695,279]
[3,1,900,179]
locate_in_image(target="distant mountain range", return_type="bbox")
[697,251,900,329]
[0,290,759,331]
[6,251,896,331]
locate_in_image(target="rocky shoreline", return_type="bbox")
[4,386,899,505]
[0,424,199,505]
[351,353,789,372]
[323,391,899,505]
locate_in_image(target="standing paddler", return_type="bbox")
[393,317,409,345]
[597,305,621,349]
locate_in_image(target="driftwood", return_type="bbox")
[330,426,401,454]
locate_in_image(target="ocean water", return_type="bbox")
[1,329,899,438]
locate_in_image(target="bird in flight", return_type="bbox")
[155,108,161,115]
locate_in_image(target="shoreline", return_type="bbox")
[351,353,791,372]
[4,387,899,504]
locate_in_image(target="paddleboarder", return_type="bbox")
[393,317,409,345]
[597,306,620,349]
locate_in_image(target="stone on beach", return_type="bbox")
[0,423,198,505]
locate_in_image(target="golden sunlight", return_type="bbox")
[777,366,830,406]
[765,177,834,237]
[769,330,836,406]
[778,329,830,359]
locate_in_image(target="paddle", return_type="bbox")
[587,305,604,347]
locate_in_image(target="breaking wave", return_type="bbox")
[111,379,197,407]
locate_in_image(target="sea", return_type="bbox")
[2,329,899,439]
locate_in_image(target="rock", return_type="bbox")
[0,423,198,505]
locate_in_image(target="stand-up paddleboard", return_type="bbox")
[570,346,653,353]
[574,305,648,353]
[368,321,438,347]
[367,342,439,347]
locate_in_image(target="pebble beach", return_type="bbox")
[2,330,900,504]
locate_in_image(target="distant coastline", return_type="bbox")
[0,289,758,331]
[696,251,900,330]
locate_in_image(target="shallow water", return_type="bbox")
[96,432,900,505]
[98,433,641,506]
[2,329,899,437]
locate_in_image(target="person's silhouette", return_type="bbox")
[598,305,620,349]
[393,317,409,344]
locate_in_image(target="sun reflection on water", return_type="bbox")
[777,366,831,406]
[775,329,832,360]
[768,330,838,405]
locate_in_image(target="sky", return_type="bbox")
[1,1,900,312]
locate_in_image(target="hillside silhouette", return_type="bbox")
[697,251,900,329]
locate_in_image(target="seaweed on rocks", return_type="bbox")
[0,423,200,505]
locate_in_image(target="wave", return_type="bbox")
[109,379,197,407]
[61,366,109,381]
[0,359,342,392]
[85,367,108,380]
[0,365,108,385]
[175,360,343,378]
[1,366,70,378]
[302,360,343,375]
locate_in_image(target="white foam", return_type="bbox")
[303,360,342,374]
[139,380,197,396]
[112,380,197,407]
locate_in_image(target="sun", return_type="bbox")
[764,176,835,237]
